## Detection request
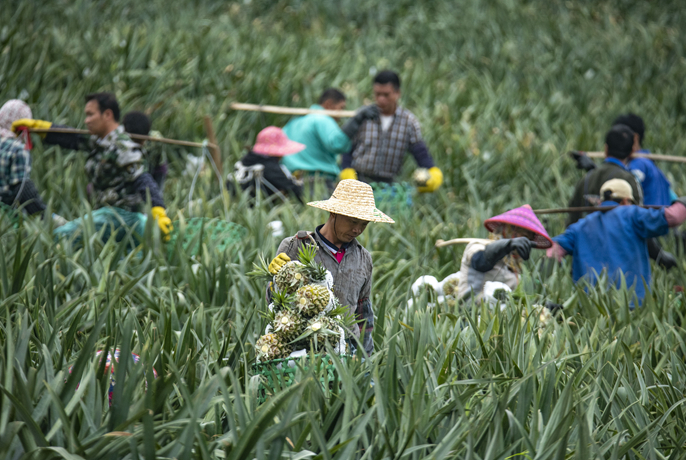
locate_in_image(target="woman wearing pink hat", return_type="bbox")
[229,126,306,203]
[456,205,553,302]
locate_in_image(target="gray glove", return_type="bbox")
[569,151,597,172]
[342,105,380,139]
[471,237,532,273]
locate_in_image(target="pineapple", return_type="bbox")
[306,316,341,349]
[296,284,331,317]
[255,333,292,361]
[441,276,460,297]
[269,244,329,294]
[273,309,304,343]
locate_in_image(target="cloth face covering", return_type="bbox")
[0,100,32,139]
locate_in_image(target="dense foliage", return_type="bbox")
[2,0,686,458]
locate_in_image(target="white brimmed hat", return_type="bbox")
[307,179,395,223]
[600,178,635,203]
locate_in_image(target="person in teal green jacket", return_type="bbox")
[282,89,378,192]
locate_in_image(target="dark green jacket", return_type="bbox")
[567,158,643,226]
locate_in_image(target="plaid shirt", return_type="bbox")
[350,106,423,180]
[277,230,375,354]
[0,136,31,195]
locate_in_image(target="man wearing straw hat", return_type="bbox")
[548,179,686,305]
[269,179,394,355]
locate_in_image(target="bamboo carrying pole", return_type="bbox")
[435,238,492,248]
[585,151,686,164]
[230,102,356,118]
[29,127,218,150]
[533,205,664,215]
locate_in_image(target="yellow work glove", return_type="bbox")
[417,167,443,193]
[339,168,358,181]
[268,253,291,275]
[11,119,52,137]
[151,206,173,241]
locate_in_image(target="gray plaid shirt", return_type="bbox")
[350,106,423,180]
[277,230,375,354]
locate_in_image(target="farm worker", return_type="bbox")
[566,124,643,226]
[228,126,306,203]
[547,179,686,305]
[123,111,168,191]
[457,205,553,302]
[268,179,394,355]
[12,92,173,240]
[281,88,379,193]
[339,70,443,192]
[567,123,676,269]
[571,114,675,206]
[0,100,66,224]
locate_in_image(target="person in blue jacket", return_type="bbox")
[547,179,686,306]
[613,113,676,206]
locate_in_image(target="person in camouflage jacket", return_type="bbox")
[12,92,172,239]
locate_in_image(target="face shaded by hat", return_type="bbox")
[252,126,305,157]
[307,179,395,223]
[484,204,553,249]
[600,178,635,203]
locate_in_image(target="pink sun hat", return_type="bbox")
[484,204,553,249]
[252,126,305,157]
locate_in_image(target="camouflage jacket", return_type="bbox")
[277,229,375,355]
[84,126,145,210]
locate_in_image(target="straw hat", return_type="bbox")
[600,179,635,203]
[484,204,553,249]
[252,126,305,157]
[307,180,395,223]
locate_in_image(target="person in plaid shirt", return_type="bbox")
[340,70,444,192]
[0,99,59,220]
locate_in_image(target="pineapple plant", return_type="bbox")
[255,333,292,361]
[273,309,304,343]
[296,284,332,317]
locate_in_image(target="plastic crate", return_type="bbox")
[252,354,349,403]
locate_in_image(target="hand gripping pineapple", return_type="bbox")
[273,180,394,356]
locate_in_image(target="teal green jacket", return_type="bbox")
[281,104,351,176]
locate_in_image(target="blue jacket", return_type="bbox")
[628,149,673,206]
[554,201,669,304]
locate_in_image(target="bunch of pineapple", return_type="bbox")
[252,244,347,362]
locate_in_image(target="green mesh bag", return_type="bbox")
[53,207,147,245]
[0,202,21,228]
[167,217,247,258]
[252,354,349,403]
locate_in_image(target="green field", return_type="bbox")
[2,1,686,458]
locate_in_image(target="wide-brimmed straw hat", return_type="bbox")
[307,180,395,223]
[252,126,305,157]
[484,204,553,249]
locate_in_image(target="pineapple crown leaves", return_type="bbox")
[271,289,296,309]
[248,253,273,280]
[297,243,327,282]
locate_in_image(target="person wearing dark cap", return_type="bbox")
[566,124,643,227]
[613,113,675,207]
[122,111,168,191]
[548,179,686,306]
